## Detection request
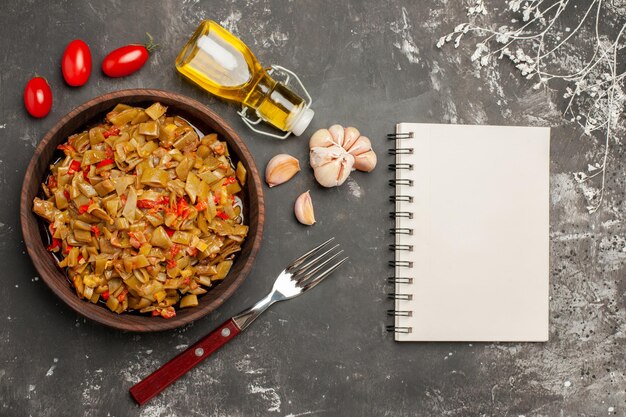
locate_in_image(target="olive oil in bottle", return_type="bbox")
[176,21,314,137]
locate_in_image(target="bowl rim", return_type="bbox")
[20,88,265,332]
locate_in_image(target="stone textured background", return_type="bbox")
[0,1,624,416]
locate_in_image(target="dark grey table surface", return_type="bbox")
[1,1,625,416]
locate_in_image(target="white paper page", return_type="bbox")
[393,123,550,342]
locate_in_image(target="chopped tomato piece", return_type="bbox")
[166,259,177,269]
[187,247,199,257]
[91,225,100,237]
[213,194,221,205]
[170,244,181,257]
[63,190,70,200]
[216,210,229,220]
[64,245,73,254]
[223,176,237,185]
[48,223,56,235]
[163,226,175,237]
[160,307,176,319]
[101,291,109,301]
[152,309,161,317]
[47,175,57,189]
[68,160,81,175]
[96,158,115,169]
[117,289,127,302]
[176,197,189,217]
[78,204,90,214]
[103,127,120,138]
[105,146,115,159]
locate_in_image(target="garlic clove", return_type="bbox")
[347,135,372,156]
[313,153,355,187]
[294,191,316,225]
[309,146,344,168]
[342,127,361,151]
[309,128,334,148]
[353,149,377,172]
[265,154,300,187]
[328,124,345,147]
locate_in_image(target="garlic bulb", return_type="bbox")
[294,191,315,225]
[309,125,377,187]
[265,154,300,187]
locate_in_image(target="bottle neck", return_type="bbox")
[242,72,276,109]
[242,72,307,132]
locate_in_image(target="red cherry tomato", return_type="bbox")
[102,45,149,77]
[24,77,52,118]
[62,39,92,87]
[102,34,160,78]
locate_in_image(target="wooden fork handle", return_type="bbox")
[129,319,241,405]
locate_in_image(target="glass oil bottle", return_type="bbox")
[176,21,314,138]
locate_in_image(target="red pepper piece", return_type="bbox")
[194,199,208,212]
[78,204,90,214]
[82,166,90,182]
[117,289,127,302]
[63,190,71,200]
[96,158,115,169]
[137,199,157,209]
[68,160,81,175]
[223,176,237,185]
[151,309,161,317]
[64,245,73,254]
[103,127,120,138]
[47,238,61,252]
[91,225,100,237]
[163,227,175,237]
[216,210,229,220]
[166,259,177,269]
[101,291,109,301]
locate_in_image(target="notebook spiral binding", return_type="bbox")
[387,132,414,335]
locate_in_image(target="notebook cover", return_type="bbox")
[393,123,550,342]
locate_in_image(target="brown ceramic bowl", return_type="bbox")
[20,89,264,332]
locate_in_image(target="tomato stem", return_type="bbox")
[33,73,49,83]
[145,32,159,53]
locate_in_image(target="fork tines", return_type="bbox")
[288,237,348,291]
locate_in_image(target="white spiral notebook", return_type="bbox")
[389,123,550,342]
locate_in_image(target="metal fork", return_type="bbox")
[130,237,347,405]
